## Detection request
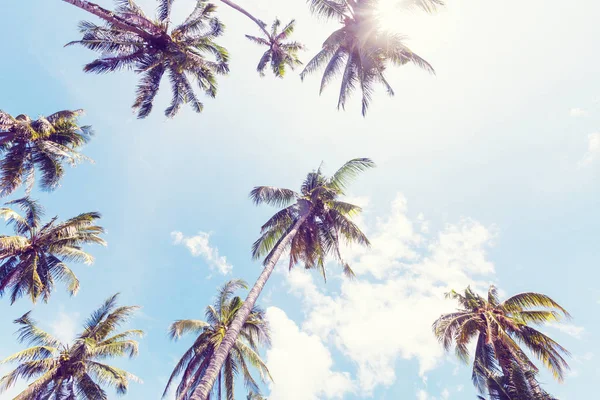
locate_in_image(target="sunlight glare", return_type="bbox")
[375,0,409,33]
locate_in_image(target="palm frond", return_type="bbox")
[249,186,299,207]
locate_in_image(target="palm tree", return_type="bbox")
[301,0,439,115]
[0,293,143,399]
[211,0,304,78]
[164,279,271,400]
[0,109,93,197]
[0,197,105,304]
[64,0,229,118]
[245,19,304,77]
[190,158,374,400]
[433,286,570,400]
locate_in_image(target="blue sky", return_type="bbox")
[1,0,599,399]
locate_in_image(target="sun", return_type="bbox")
[375,0,410,33]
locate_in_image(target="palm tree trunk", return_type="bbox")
[61,0,152,39]
[491,339,512,378]
[218,372,222,400]
[189,213,310,400]
[219,0,271,39]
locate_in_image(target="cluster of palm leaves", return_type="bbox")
[66,0,229,118]
[301,0,438,115]
[433,286,570,400]
[0,110,92,197]
[0,197,105,304]
[245,19,303,78]
[0,294,142,399]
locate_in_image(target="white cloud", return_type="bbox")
[265,307,354,400]
[171,231,232,275]
[417,389,430,400]
[548,323,585,339]
[570,108,587,117]
[50,311,79,344]
[285,193,496,394]
[441,388,450,399]
[578,133,600,167]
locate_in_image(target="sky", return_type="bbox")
[0,0,599,399]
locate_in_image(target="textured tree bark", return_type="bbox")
[189,211,310,400]
[61,0,152,39]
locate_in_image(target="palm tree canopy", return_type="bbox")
[0,197,105,304]
[0,109,93,197]
[164,279,271,400]
[67,0,229,118]
[250,158,374,281]
[0,293,143,400]
[301,0,437,115]
[245,19,304,77]
[433,286,570,397]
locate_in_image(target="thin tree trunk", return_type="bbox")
[219,0,271,39]
[218,372,222,400]
[61,0,152,39]
[189,213,310,400]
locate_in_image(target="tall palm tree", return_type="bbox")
[64,0,229,118]
[164,279,271,400]
[0,197,105,304]
[245,19,304,77]
[0,293,143,399]
[190,158,374,400]
[301,0,439,115]
[0,109,93,197]
[433,286,570,399]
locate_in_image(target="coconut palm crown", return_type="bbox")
[433,286,570,399]
[301,0,440,115]
[0,109,93,197]
[0,197,105,304]
[0,293,143,399]
[245,18,304,77]
[65,0,229,118]
[164,279,271,400]
[250,158,374,280]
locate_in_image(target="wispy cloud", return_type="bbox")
[171,231,232,275]
[570,108,587,117]
[549,323,586,339]
[578,133,600,167]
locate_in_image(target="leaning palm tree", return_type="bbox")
[0,109,93,197]
[64,0,229,118]
[0,293,143,399]
[301,0,439,115]
[433,286,570,399]
[190,158,374,400]
[0,197,105,304]
[245,19,304,77]
[164,279,271,400]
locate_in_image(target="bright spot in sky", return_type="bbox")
[376,0,410,33]
[374,0,450,52]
